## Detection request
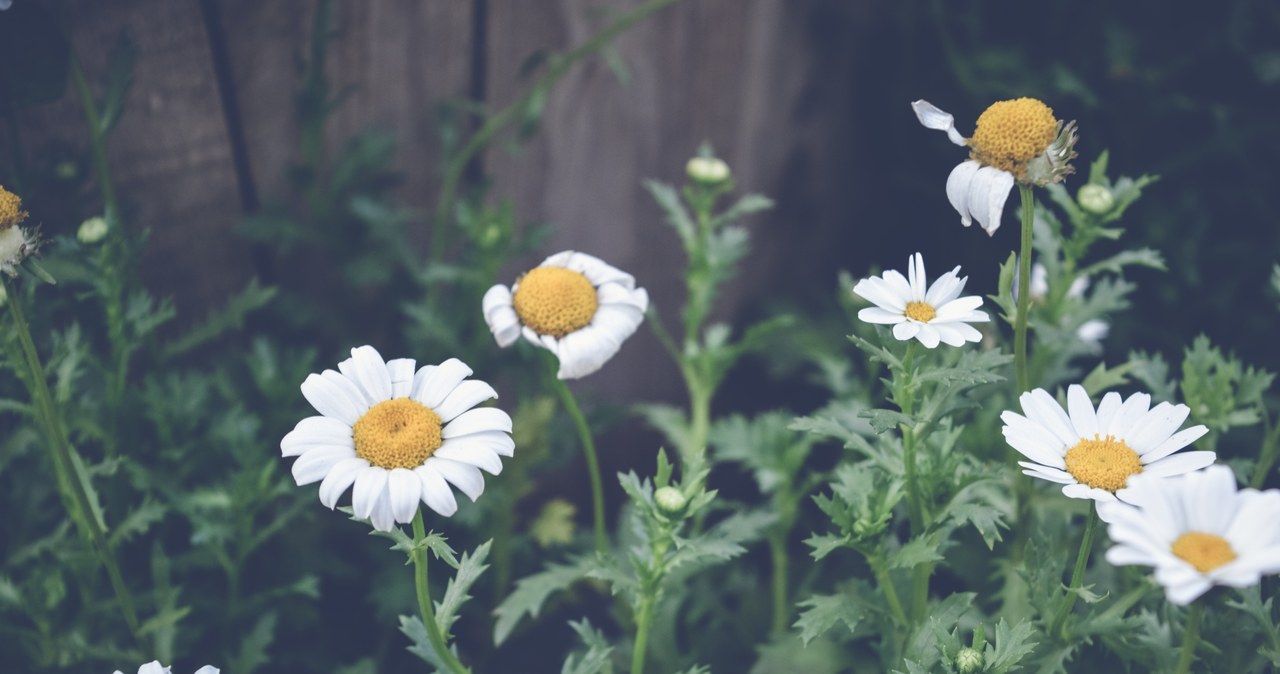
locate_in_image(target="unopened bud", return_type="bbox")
[1077,184,1114,215]
[77,216,109,244]
[956,647,984,673]
[654,486,687,516]
[686,157,730,185]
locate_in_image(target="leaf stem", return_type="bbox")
[544,354,608,554]
[1174,602,1204,674]
[869,555,910,627]
[1014,184,1035,393]
[411,511,471,674]
[768,531,789,635]
[1049,503,1099,640]
[631,590,657,674]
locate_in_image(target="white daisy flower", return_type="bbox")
[1001,385,1214,505]
[852,252,989,349]
[483,250,649,379]
[1100,465,1280,605]
[912,97,1078,236]
[281,345,513,532]
[0,184,38,277]
[113,662,218,674]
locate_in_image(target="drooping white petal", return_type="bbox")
[915,324,941,349]
[318,458,368,508]
[387,468,423,524]
[291,446,357,486]
[946,160,981,227]
[892,321,921,341]
[416,463,459,517]
[428,457,486,502]
[352,467,389,520]
[555,326,619,379]
[911,100,967,146]
[368,487,395,531]
[967,166,1015,236]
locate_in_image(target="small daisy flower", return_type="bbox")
[281,346,513,532]
[113,662,219,674]
[1001,385,1214,504]
[1100,465,1280,605]
[852,252,989,348]
[0,184,39,277]
[483,250,649,379]
[912,98,1078,236]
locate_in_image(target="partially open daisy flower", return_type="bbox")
[483,250,648,379]
[0,184,38,277]
[852,252,989,348]
[114,662,218,674]
[1001,385,1213,504]
[281,346,513,531]
[912,98,1078,235]
[1100,465,1280,605]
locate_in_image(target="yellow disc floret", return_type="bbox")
[513,266,598,338]
[968,98,1059,177]
[0,185,28,231]
[352,398,442,470]
[1063,434,1142,492]
[904,301,937,323]
[1172,532,1237,573]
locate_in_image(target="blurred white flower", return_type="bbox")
[483,251,648,379]
[912,98,1077,235]
[852,252,989,348]
[0,184,37,277]
[113,662,219,674]
[1002,385,1214,505]
[281,345,513,531]
[77,216,110,244]
[1101,465,1280,605]
[1029,262,1108,349]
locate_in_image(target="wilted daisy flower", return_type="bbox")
[852,252,989,348]
[912,98,1078,235]
[281,346,513,531]
[113,662,218,674]
[1002,385,1213,504]
[1101,465,1280,605]
[483,250,649,379]
[0,184,38,277]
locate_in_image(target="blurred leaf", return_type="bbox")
[794,584,871,645]
[160,279,278,360]
[435,540,490,641]
[493,555,593,645]
[230,612,276,674]
[985,619,1039,674]
[560,619,614,674]
[99,33,137,133]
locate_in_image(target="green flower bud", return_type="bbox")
[1077,184,1114,215]
[955,647,984,673]
[77,216,109,244]
[654,486,688,516]
[686,156,730,185]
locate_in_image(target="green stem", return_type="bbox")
[2,277,140,637]
[869,556,909,627]
[768,532,789,635]
[1174,602,1204,674]
[411,511,471,674]
[432,0,682,260]
[631,591,656,674]
[1048,504,1099,640]
[1096,582,1152,623]
[1249,415,1280,488]
[1013,184,1035,393]
[545,355,607,554]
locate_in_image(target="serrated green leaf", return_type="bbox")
[560,619,614,674]
[230,612,276,674]
[984,619,1039,674]
[794,591,866,645]
[804,533,851,561]
[435,540,490,640]
[493,556,593,645]
[889,533,944,570]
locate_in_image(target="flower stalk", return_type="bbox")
[1174,602,1204,674]
[1048,504,1099,640]
[1014,184,1035,393]
[545,354,608,554]
[411,511,471,674]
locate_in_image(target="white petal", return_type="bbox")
[1018,461,1075,484]
[281,416,353,457]
[291,446,356,486]
[442,407,513,437]
[352,467,389,520]
[924,268,964,306]
[138,663,170,674]
[301,371,364,425]
[411,364,436,400]
[368,487,395,531]
[911,100,967,146]
[934,295,983,321]
[482,284,513,318]
[1140,425,1209,463]
[429,457,486,502]
[556,327,620,379]
[318,458,368,508]
[387,468,423,524]
[881,270,913,301]
[433,380,499,423]
[1062,483,1116,502]
[946,160,981,227]
[1105,544,1160,567]
[415,358,474,409]
[1142,451,1216,478]
[853,277,907,312]
[967,166,1015,236]
[597,283,649,311]
[349,345,392,403]
[892,321,921,341]
[437,429,514,457]
[1107,393,1152,439]
[386,358,417,398]
[914,324,941,349]
[434,442,504,476]
[193,668,220,674]
[1066,385,1098,438]
[1003,427,1068,468]
[1095,392,1123,433]
[416,464,459,517]
[858,307,906,324]
[1021,389,1079,448]
[907,253,927,301]
[1127,402,1190,455]
[1159,572,1211,606]
[932,324,967,347]
[488,307,523,347]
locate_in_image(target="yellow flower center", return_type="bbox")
[1063,434,1142,492]
[352,398,442,470]
[1172,532,1237,573]
[0,185,28,231]
[904,301,937,323]
[512,266,598,338]
[968,98,1059,177]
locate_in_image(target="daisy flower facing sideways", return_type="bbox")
[1100,465,1280,605]
[912,98,1078,236]
[1002,385,1214,505]
[114,662,218,674]
[281,346,513,531]
[483,250,648,379]
[852,252,989,348]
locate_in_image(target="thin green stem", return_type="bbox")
[870,556,910,627]
[2,277,140,637]
[1174,602,1204,674]
[1014,184,1035,393]
[1097,581,1152,623]
[545,355,607,554]
[768,532,789,635]
[1249,415,1280,488]
[1049,504,1100,640]
[432,0,682,260]
[631,591,656,674]
[411,511,471,674]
